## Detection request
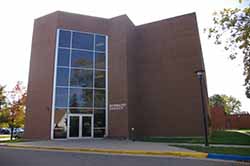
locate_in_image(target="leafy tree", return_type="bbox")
[206,3,250,98]
[0,107,9,128]
[0,84,6,110]
[209,94,242,114]
[0,82,26,140]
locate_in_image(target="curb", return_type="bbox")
[1,144,208,159]
[208,153,250,161]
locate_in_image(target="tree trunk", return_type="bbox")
[10,118,14,141]
[10,125,13,141]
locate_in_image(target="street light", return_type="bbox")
[195,69,209,147]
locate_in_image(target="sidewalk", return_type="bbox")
[0,139,207,158]
[1,139,249,161]
[2,139,195,151]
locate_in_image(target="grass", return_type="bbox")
[173,145,250,156]
[141,130,250,145]
[0,135,10,139]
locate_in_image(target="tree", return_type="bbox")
[206,3,250,98]
[0,82,26,140]
[0,85,8,128]
[209,94,242,114]
[0,84,6,110]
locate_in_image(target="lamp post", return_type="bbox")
[195,70,209,147]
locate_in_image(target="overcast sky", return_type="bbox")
[0,0,249,112]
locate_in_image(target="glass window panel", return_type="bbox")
[94,90,105,107]
[56,68,69,86]
[72,32,94,50]
[71,50,93,68]
[95,53,105,69]
[53,108,67,138]
[94,128,105,138]
[95,35,106,52]
[55,88,68,108]
[59,30,71,48]
[69,109,93,114]
[70,69,93,88]
[70,88,93,107]
[95,71,105,88]
[57,48,70,67]
[94,109,105,127]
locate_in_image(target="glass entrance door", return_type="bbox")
[82,116,92,137]
[69,115,79,137]
[68,114,93,138]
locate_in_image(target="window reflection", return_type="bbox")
[95,53,105,69]
[56,68,69,86]
[71,50,93,68]
[54,108,67,138]
[59,30,71,48]
[94,109,105,127]
[55,88,68,108]
[95,71,105,88]
[70,109,93,114]
[95,90,105,107]
[57,48,70,67]
[70,69,93,87]
[70,88,93,107]
[72,32,94,50]
[95,35,106,52]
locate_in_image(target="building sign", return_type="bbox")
[109,103,127,111]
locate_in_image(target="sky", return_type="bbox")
[0,0,249,112]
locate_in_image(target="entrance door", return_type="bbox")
[68,114,93,138]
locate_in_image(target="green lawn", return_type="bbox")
[172,145,250,156]
[0,135,10,139]
[141,130,250,145]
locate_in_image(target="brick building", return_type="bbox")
[24,11,208,140]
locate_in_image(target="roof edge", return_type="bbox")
[110,14,135,26]
[35,11,109,21]
[136,12,196,27]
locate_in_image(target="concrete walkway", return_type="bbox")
[2,139,250,161]
[6,139,195,152]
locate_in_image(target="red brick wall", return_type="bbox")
[210,106,226,130]
[226,115,250,129]
[210,106,250,130]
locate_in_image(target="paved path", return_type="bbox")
[8,139,250,149]
[8,139,194,152]
[225,130,250,137]
[0,147,245,166]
